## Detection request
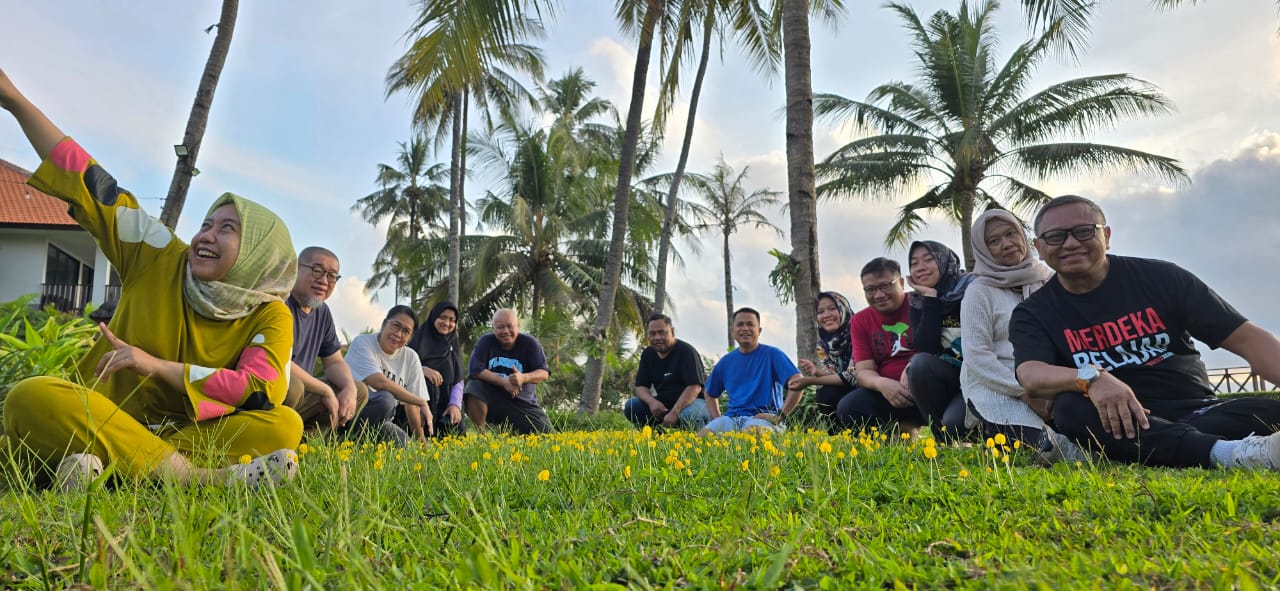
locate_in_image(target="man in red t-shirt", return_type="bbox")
[835,257,924,433]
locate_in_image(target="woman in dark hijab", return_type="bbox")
[791,291,858,430]
[409,302,466,436]
[904,240,975,442]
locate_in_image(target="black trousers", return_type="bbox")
[835,387,925,433]
[1053,393,1280,468]
[905,355,969,441]
[815,384,853,431]
[464,381,554,435]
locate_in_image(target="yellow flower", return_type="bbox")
[923,447,938,459]
[373,458,384,471]
[836,452,846,459]
[537,469,550,481]
[769,465,781,477]
[985,438,996,449]
[958,469,970,478]
[297,443,310,455]
[992,448,1001,459]
[483,452,492,460]
[624,465,632,479]
[1013,440,1022,450]
[901,432,911,440]
[470,461,478,471]
[848,447,858,458]
[818,441,833,454]
[994,433,1007,446]
[238,454,252,465]
[795,451,804,459]
[413,463,423,471]
[740,460,750,471]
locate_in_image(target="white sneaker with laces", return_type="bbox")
[227,449,299,488]
[55,453,104,491]
[1229,432,1280,471]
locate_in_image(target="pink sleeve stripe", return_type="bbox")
[50,138,91,174]
[196,400,232,421]
[199,347,280,406]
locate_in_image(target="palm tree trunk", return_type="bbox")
[579,0,661,415]
[159,0,239,229]
[460,91,469,237]
[409,188,420,307]
[959,189,976,271]
[653,11,714,315]
[782,0,821,362]
[448,92,463,305]
[723,228,734,350]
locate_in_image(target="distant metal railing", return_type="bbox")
[1206,366,1276,394]
[39,282,92,315]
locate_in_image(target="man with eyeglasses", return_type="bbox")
[1011,195,1280,471]
[836,257,925,434]
[463,309,554,434]
[283,246,372,434]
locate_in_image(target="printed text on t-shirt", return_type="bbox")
[488,356,524,374]
[1063,307,1173,370]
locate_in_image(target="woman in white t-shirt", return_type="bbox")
[345,305,434,442]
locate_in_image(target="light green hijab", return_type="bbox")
[182,193,297,320]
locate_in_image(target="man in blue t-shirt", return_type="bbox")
[701,307,804,435]
[284,246,374,434]
[464,308,554,434]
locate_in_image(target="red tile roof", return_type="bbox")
[0,158,79,228]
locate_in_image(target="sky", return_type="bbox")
[1,1,1278,370]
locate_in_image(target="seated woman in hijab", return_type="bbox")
[409,302,466,437]
[960,210,1085,462]
[789,291,858,431]
[0,69,301,490]
[904,240,974,442]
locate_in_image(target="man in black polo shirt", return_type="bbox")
[1011,195,1280,470]
[624,314,710,429]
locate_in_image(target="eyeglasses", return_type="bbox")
[302,263,341,284]
[863,281,899,296]
[1036,224,1106,246]
[387,320,413,337]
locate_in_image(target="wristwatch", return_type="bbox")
[1076,365,1103,396]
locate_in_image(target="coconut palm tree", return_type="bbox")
[815,0,1188,269]
[160,0,239,229]
[386,3,547,305]
[580,0,667,414]
[1016,0,1279,57]
[686,157,782,348]
[651,0,778,314]
[774,0,845,362]
[352,137,449,306]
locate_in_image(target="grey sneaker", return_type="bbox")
[1229,433,1280,471]
[227,449,299,488]
[55,453,104,491]
[1032,427,1091,466]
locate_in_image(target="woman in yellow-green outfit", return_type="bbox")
[0,68,302,489]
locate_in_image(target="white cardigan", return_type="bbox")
[959,279,1045,430]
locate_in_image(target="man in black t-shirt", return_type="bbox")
[1011,195,1280,470]
[464,308,554,434]
[624,314,711,429]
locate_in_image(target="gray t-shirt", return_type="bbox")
[286,295,342,370]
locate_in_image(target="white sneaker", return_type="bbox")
[1229,433,1280,471]
[227,449,299,488]
[55,453,104,491]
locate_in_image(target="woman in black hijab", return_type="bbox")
[409,302,466,436]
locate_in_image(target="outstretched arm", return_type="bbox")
[0,69,65,160]
[1221,322,1280,386]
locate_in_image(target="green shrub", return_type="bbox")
[0,295,98,412]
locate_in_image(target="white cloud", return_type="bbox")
[326,277,387,342]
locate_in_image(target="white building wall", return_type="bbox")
[0,228,111,306]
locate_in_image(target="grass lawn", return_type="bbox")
[3,413,1280,589]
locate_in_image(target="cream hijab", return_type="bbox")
[969,209,1053,298]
